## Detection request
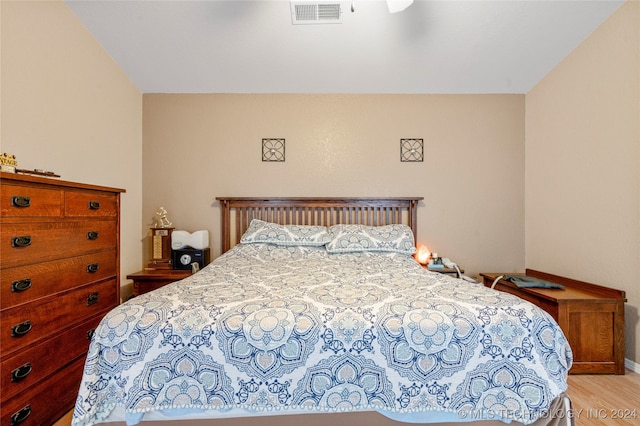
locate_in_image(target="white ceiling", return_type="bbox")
[65,0,624,94]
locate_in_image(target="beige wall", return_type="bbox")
[143,94,525,274]
[0,1,143,293]
[526,1,640,364]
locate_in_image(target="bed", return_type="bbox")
[72,197,573,426]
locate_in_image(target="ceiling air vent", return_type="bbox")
[291,2,342,25]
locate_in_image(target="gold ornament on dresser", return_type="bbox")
[0,152,18,173]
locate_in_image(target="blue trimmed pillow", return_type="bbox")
[326,224,416,255]
[240,219,331,247]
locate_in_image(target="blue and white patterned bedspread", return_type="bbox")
[72,244,572,425]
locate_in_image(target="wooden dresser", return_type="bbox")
[480,269,626,375]
[0,172,125,426]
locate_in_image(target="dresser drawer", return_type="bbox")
[1,251,117,310]
[1,354,85,426]
[65,190,118,218]
[0,184,61,218]
[0,279,118,357]
[1,221,117,268]
[1,315,102,401]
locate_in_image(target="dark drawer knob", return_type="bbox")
[88,200,101,210]
[87,328,96,340]
[87,231,99,240]
[87,263,99,273]
[87,292,99,306]
[11,405,31,426]
[12,236,31,248]
[11,362,32,382]
[12,278,32,292]
[11,321,32,337]
[11,196,31,208]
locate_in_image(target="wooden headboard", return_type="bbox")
[216,197,423,253]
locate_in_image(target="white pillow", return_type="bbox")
[240,219,331,247]
[326,224,416,255]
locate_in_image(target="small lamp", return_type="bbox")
[416,244,431,265]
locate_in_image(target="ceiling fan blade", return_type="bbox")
[387,0,414,14]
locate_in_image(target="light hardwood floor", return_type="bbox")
[53,370,640,426]
[566,369,640,425]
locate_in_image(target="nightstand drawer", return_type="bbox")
[128,269,192,296]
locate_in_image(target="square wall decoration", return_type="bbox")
[400,139,424,162]
[262,138,285,162]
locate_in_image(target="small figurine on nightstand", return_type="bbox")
[154,207,172,228]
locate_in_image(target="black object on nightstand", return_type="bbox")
[172,247,211,270]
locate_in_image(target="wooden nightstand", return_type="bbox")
[127,269,192,296]
[480,269,626,375]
